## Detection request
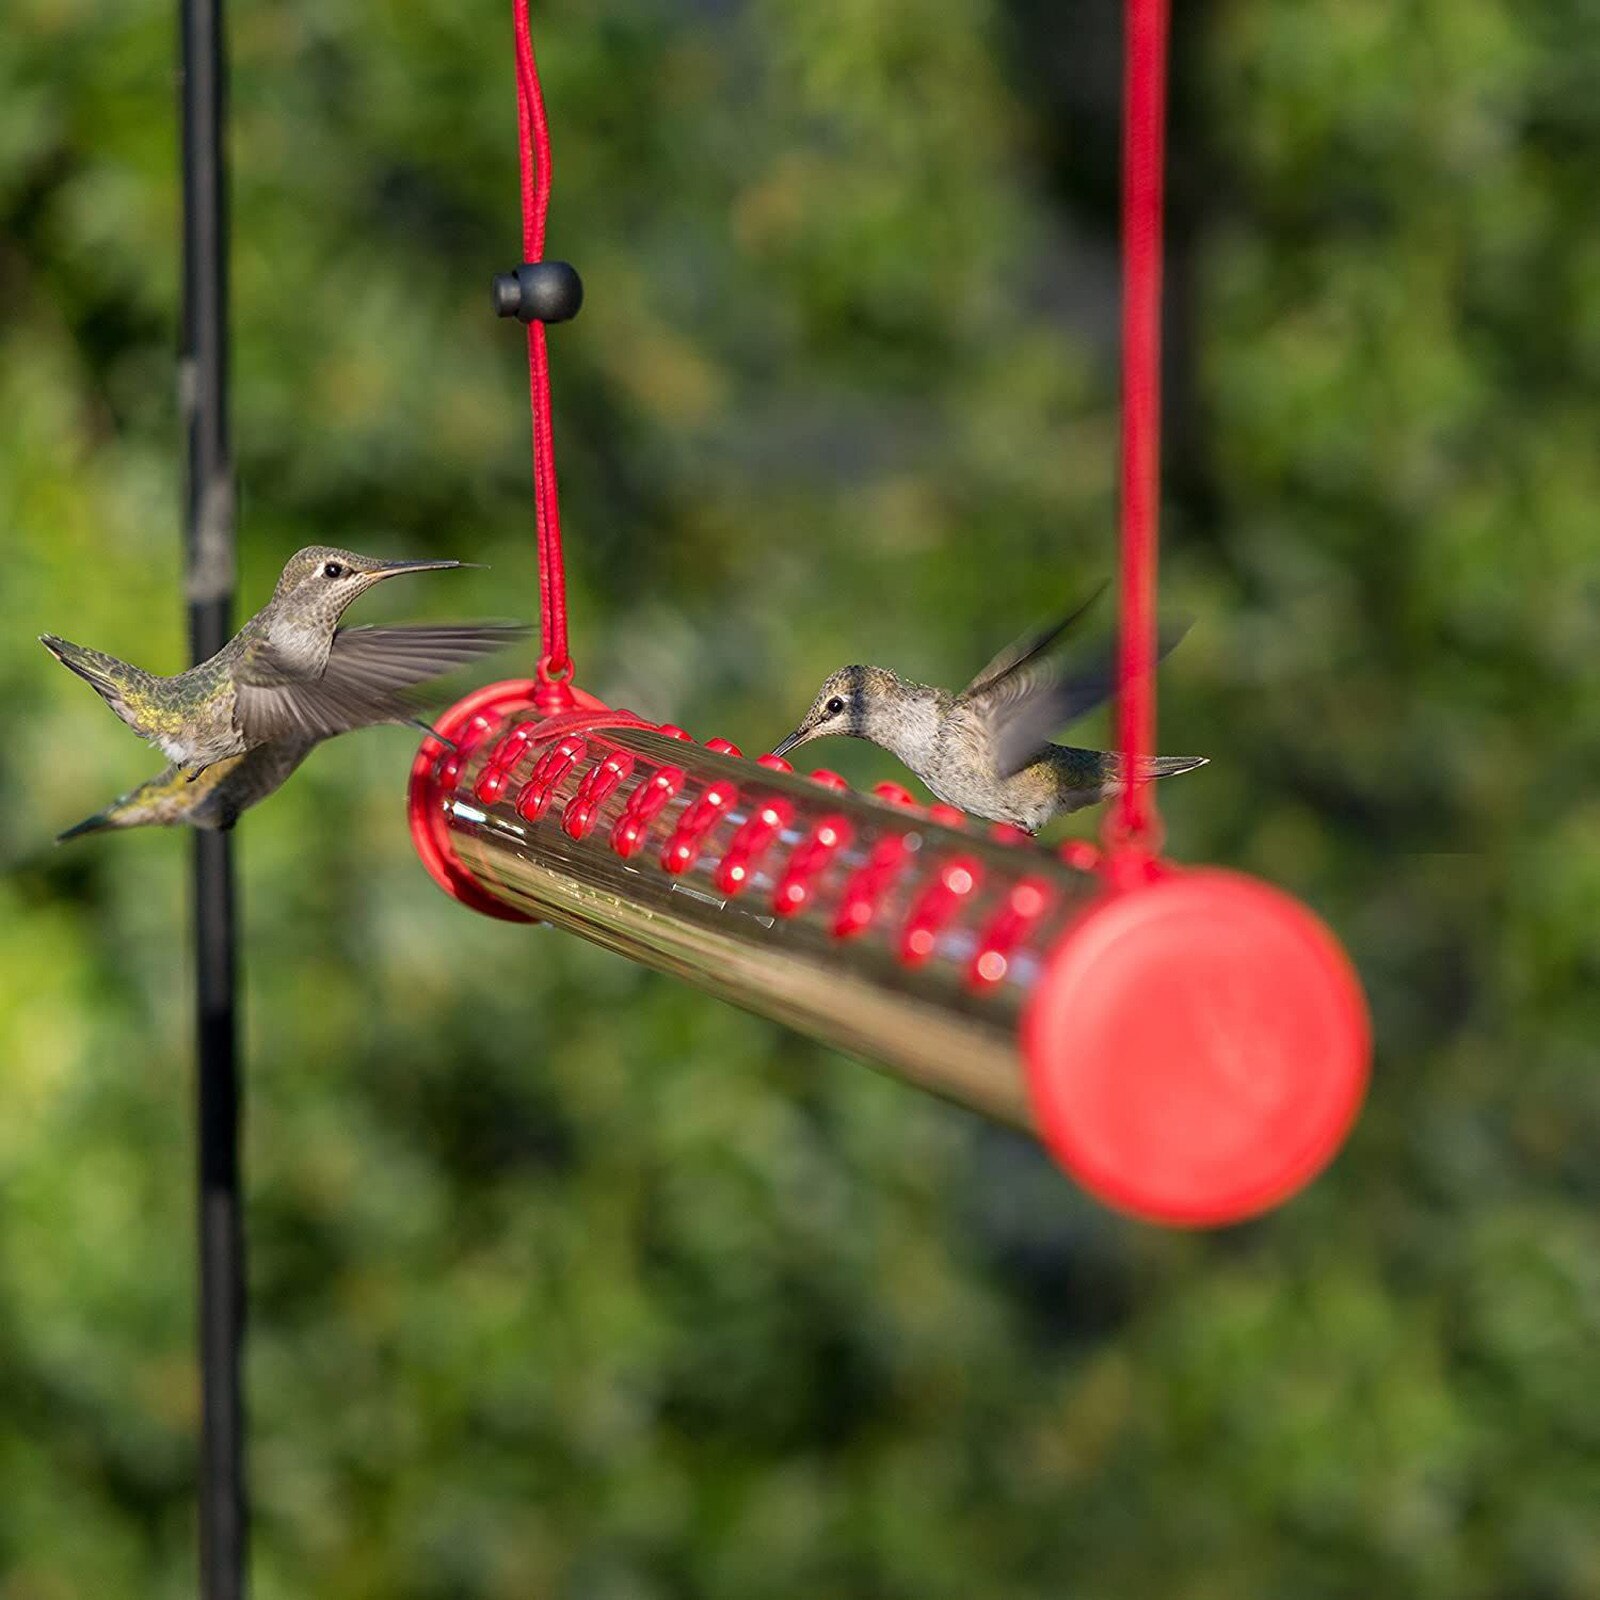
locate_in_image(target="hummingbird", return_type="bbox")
[771,599,1206,833]
[56,737,321,841]
[41,546,525,779]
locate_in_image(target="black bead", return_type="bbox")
[491,261,584,324]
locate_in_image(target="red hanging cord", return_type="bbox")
[513,3,574,709]
[1108,0,1168,871]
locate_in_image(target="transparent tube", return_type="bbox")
[409,685,1103,1131]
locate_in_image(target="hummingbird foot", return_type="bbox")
[407,717,457,750]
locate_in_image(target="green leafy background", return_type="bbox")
[4,0,1597,1594]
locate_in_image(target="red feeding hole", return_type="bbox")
[611,766,685,858]
[436,709,502,797]
[900,857,983,966]
[563,751,633,840]
[772,816,853,917]
[808,769,848,792]
[757,754,794,773]
[1060,839,1101,874]
[656,724,694,742]
[660,782,738,875]
[516,736,586,821]
[927,804,966,829]
[970,877,1054,989]
[475,719,541,805]
[835,836,911,939]
[873,782,917,809]
[435,750,465,795]
[716,798,795,896]
[488,721,539,771]
[704,737,743,757]
[476,764,516,806]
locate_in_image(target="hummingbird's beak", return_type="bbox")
[366,558,485,582]
[769,727,806,759]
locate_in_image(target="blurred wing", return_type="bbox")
[986,619,1192,778]
[236,623,527,743]
[961,585,1107,701]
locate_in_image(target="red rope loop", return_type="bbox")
[1108,0,1169,867]
[513,3,575,709]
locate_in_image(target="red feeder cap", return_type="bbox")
[1023,868,1369,1227]
[407,677,607,924]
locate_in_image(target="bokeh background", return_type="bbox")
[5,0,1598,1594]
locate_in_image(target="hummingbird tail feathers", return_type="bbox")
[1138,754,1209,781]
[1042,747,1208,818]
[56,808,120,842]
[39,635,141,707]
[1094,751,1208,788]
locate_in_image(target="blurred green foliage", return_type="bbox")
[4,0,1599,1594]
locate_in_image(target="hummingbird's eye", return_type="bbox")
[322,561,345,579]
[825,696,846,717]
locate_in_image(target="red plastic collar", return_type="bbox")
[407,678,606,921]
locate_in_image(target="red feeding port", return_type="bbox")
[661,782,739,875]
[772,816,853,918]
[612,767,686,859]
[900,857,983,966]
[517,737,587,821]
[716,798,795,897]
[834,836,911,939]
[971,878,1054,989]
[564,752,633,840]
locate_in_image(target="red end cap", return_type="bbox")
[1023,868,1370,1227]
[407,678,606,923]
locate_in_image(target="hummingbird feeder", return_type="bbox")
[410,0,1372,1227]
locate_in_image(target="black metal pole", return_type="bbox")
[179,0,246,1591]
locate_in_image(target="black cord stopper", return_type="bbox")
[492,261,584,324]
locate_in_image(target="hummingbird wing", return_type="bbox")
[234,623,528,743]
[960,584,1107,701]
[971,617,1192,779]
